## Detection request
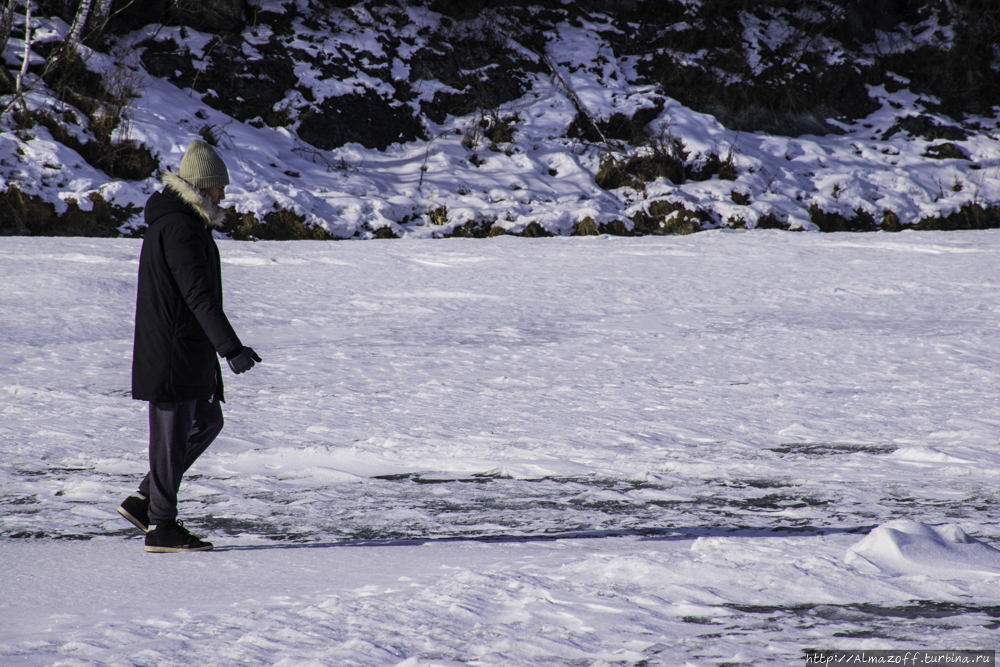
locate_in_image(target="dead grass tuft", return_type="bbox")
[429,205,448,225]
[572,217,600,236]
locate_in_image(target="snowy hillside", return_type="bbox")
[1,0,999,238]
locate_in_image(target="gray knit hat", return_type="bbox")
[179,140,230,189]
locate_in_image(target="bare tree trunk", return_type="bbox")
[2,0,34,115]
[0,0,19,54]
[65,0,93,54]
[86,0,113,44]
[0,0,20,94]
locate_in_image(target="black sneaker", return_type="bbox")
[145,519,213,553]
[118,493,150,533]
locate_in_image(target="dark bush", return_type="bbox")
[914,204,1000,231]
[573,217,600,236]
[517,221,552,237]
[0,187,140,237]
[34,112,159,180]
[809,205,877,232]
[221,205,337,240]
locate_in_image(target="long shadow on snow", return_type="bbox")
[211,523,876,552]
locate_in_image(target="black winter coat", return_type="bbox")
[132,184,242,403]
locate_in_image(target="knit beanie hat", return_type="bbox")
[179,140,230,189]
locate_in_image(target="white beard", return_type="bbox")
[162,172,226,228]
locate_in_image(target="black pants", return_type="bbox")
[139,398,224,523]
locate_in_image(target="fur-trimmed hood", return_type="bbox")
[162,172,226,228]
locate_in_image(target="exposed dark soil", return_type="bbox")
[412,36,541,124]
[298,92,427,151]
[148,33,298,127]
[881,115,971,142]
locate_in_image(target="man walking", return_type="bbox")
[119,139,261,553]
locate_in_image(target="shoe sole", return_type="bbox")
[118,506,151,533]
[145,545,214,553]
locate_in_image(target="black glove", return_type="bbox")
[227,346,261,374]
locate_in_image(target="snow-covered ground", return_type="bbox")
[2,231,1000,665]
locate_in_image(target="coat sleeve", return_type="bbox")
[162,218,243,358]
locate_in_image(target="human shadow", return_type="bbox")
[211,524,876,553]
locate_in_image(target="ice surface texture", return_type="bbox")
[2,232,1000,663]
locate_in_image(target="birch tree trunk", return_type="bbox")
[65,0,93,55]
[0,0,20,93]
[4,0,34,114]
[0,0,19,55]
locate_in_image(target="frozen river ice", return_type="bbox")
[1,231,999,665]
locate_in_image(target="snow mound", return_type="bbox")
[845,521,1000,578]
[890,446,970,463]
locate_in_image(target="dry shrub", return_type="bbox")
[373,226,399,239]
[809,205,876,232]
[924,143,969,161]
[40,49,104,114]
[517,221,551,237]
[445,218,494,238]
[429,205,448,225]
[101,141,159,180]
[599,220,630,236]
[565,111,603,144]
[222,204,336,241]
[914,204,1000,231]
[0,186,54,235]
[263,107,293,128]
[199,124,220,146]
[796,204,1000,232]
[632,200,707,236]
[880,210,903,232]
[755,212,790,230]
[595,129,688,190]
[567,103,665,146]
[596,153,683,190]
[688,150,739,181]
[573,217,600,236]
[34,47,158,181]
[0,186,139,236]
[34,111,157,180]
[463,107,519,152]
